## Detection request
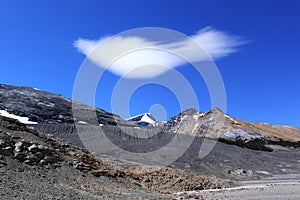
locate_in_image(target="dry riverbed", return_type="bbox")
[173,174,300,200]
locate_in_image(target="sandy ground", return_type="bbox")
[173,174,300,200]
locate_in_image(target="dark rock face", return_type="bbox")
[0,84,133,127]
[0,84,73,124]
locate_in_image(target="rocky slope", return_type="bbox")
[0,115,233,199]
[1,83,300,189]
[163,108,300,151]
[0,84,133,126]
[2,83,299,152]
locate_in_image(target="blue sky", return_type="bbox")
[0,0,299,126]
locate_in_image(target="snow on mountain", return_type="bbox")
[0,109,38,124]
[0,83,131,126]
[126,113,157,127]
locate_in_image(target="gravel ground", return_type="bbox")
[0,116,228,199]
[0,157,168,200]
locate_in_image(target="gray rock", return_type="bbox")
[34,151,45,159]
[0,159,7,167]
[14,152,27,162]
[73,162,92,171]
[28,144,39,153]
[0,83,132,126]
[0,147,13,156]
[27,154,41,165]
[14,142,24,152]
[0,139,6,147]
[37,145,53,156]
[40,156,57,165]
[12,136,21,140]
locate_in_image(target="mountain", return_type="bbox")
[0,84,140,147]
[1,83,300,199]
[163,108,300,151]
[2,83,298,151]
[0,84,133,126]
[127,113,156,127]
[126,113,166,128]
[0,115,230,199]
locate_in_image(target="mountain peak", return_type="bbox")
[126,113,157,127]
[210,107,224,113]
[180,108,199,116]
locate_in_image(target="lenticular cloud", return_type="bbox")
[74,27,244,79]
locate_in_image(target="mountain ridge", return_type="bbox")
[2,83,300,199]
[1,83,299,151]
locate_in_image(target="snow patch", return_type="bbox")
[191,122,199,134]
[256,171,271,175]
[140,114,156,124]
[0,110,38,125]
[174,184,269,196]
[78,121,88,125]
[225,114,239,124]
[192,114,199,121]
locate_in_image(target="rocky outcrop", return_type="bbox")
[0,83,133,127]
[0,127,61,167]
[163,108,300,151]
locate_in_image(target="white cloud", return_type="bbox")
[74,27,245,79]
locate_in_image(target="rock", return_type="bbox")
[34,151,45,159]
[73,161,92,171]
[90,169,105,177]
[0,159,7,167]
[37,145,53,156]
[39,159,48,165]
[228,169,253,176]
[16,168,24,172]
[25,154,41,165]
[246,170,254,175]
[90,169,121,178]
[0,139,6,147]
[52,163,62,168]
[28,144,39,153]
[0,146,13,156]
[12,136,21,140]
[14,142,24,152]
[40,156,57,165]
[24,159,32,165]
[14,152,27,162]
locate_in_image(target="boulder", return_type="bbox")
[0,146,13,156]
[14,152,27,162]
[28,144,39,153]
